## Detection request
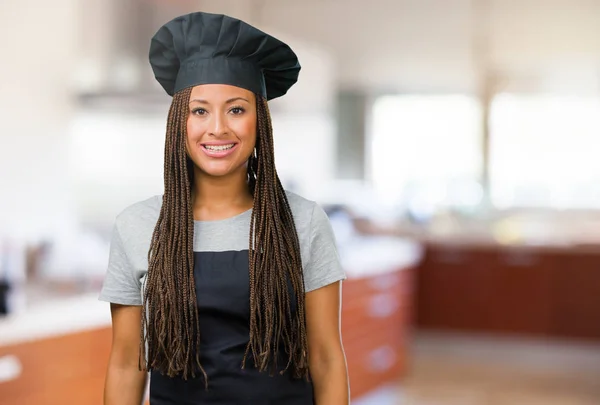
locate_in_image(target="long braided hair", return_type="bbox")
[140,87,309,382]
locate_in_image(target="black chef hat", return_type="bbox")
[149,12,301,100]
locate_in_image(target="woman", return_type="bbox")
[99,11,349,405]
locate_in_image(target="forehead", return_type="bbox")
[189,84,255,103]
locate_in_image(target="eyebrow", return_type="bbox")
[189,97,250,104]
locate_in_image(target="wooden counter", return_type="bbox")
[0,327,111,405]
[0,237,421,404]
[342,266,414,399]
[416,242,600,340]
[0,270,416,405]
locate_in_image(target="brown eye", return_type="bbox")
[192,108,207,115]
[230,107,245,115]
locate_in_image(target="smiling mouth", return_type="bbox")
[203,143,236,151]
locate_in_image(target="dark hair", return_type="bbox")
[140,86,309,383]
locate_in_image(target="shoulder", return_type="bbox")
[284,190,320,224]
[113,195,162,244]
[284,190,331,243]
[100,196,162,304]
[284,191,346,292]
[115,195,162,226]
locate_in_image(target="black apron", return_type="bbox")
[149,250,314,404]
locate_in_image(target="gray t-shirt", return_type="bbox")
[99,191,346,305]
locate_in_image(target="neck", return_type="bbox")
[191,166,253,220]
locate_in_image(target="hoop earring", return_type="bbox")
[249,148,258,178]
[246,153,255,182]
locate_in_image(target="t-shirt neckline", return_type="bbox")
[193,208,253,224]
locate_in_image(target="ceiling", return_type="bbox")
[200,0,600,94]
[76,0,600,100]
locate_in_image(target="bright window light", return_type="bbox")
[370,94,483,212]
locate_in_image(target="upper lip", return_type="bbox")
[202,141,237,146]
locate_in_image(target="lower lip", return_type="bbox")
[201,144,238,158]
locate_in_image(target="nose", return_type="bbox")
[208,111,228,137]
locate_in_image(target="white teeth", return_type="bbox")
[205,144,234,151]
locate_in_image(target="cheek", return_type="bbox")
[186,117,203,140]
[186,117,205,153]
[234,117,257,148]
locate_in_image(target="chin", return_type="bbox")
[196,161,242,178]
[204,169,233,177]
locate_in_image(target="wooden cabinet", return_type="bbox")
[1,267,415,404]
[487,248,555,335]
[416,243,600,340]
[417,246,496,331]
[0,328,112,405]
[342,267,414,399]
[551,250,600,339]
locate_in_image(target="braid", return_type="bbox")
[243,96,310,379]
[141,86,207,383]
[140,90,309,383]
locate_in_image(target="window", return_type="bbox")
[369,95,483,214]
[490,94,600,209]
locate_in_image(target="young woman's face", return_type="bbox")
[186,84,257,178]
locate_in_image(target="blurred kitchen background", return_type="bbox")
[2,0,600,404]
